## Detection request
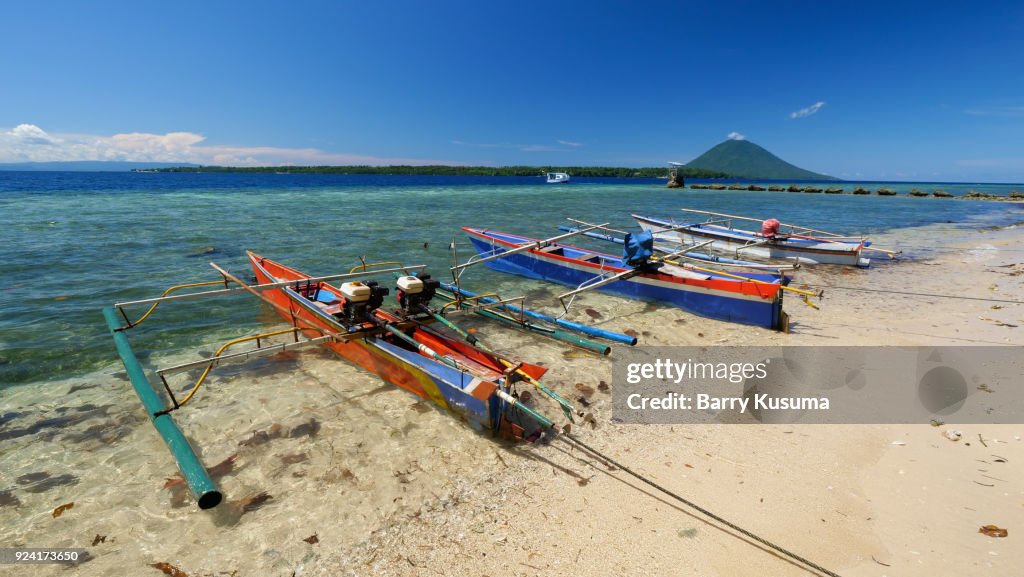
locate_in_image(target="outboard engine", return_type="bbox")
[397,273,440,314]
[339,280,389,323]
[623,230,655,267]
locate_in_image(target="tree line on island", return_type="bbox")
[141,165,729,178]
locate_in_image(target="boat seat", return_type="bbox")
[538,246,564,255]
[292,280,324,301]
[576,253,600,262]
[658,263,713,281]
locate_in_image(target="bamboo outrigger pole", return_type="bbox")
[557,222,819,299]
[103,307,223,509]
[450,223,609,273]
[434,289,614,355]
[439,282,637,345]
[555,239,709,302]
[561,222,798,272]
[115,265,425,309]
[680,208,854,237]
[113,264,427,330]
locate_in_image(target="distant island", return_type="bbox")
[0,139,837,181]
[686,139,837,181]
[136,165,730,178]
[0,161,201,172]
[131,140,835,180]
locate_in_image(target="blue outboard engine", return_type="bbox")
[623,230,655,267]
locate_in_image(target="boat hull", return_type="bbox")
[634,214,869,267]
[248,253,544,437]
[463,228,788,331]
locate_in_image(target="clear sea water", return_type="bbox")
[1,171,1022,388]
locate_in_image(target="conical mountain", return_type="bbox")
[687,139,836,180]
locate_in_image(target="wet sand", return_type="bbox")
[1,222,1022,576]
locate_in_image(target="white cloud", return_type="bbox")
[727,132,745,141]
[6,123,59,145]
[557,139,582,147]
[0,125,459,165]
[790,101,825,119]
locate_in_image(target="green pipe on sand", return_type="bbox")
[103,307,222,509]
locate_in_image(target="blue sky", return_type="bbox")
[1,0,1022,182]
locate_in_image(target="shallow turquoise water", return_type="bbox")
[1,172,1022,387]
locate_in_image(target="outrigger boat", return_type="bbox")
[558,219,799,275]
[246,253,562,439]
[104,253,632,508]
[458,226,811,332]
[633,209,900,267]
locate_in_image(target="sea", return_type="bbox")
[2,171,1022,389]
[1,171,1022,575]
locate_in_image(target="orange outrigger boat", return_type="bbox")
[247,252,558,441]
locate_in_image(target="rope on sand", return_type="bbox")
[804,284,1023,304]
[558,434,845,577]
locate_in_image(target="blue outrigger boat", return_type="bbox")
[461,226,800,332]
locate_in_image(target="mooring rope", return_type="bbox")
[558,434,844,577]
[803,284,1024,304]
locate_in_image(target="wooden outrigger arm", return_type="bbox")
[560,220,819,301]
[564,219,799,272]
[680,208,855,238]
[556,239,706,302]
[114,264,427,330]
[450,223,609,276]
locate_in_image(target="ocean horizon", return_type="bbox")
[2,168,1024,187]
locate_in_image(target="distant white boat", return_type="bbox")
[545,172,570,184]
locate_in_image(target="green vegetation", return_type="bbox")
[143,164,729,178]
[686,139,837,181]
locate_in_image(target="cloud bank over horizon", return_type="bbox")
[0,124,460,166]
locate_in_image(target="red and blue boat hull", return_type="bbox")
[249,252,549,439]
[463,228,790,331]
